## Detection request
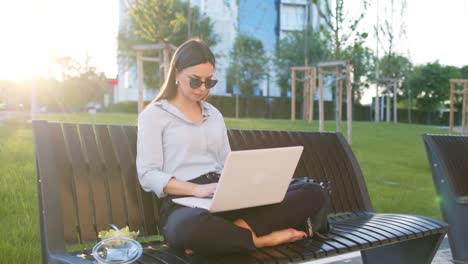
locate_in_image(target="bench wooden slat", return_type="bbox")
[233,130,252,148]
[259,247,291,263]
[137,253,168,264]
[286,132,325,180]
[186,255,225,264]
[286,132,340,212]
[245,130,268,150]
[329,230,371,248]
[336,137,373,212]
[273,244,304,262]
[324,139,356,212]
[251,250,278,264]
[285,240,326,259]
[346,219,408,239]
[317,238,350,254]
[332,134,370,212]
[79,124,113,233]
[327,136,364,212]
[48,123,79,243]
[295,239,338,257]
[326,235,362,251]
[143,244,190,264]
[242,130,263,149]
[273,131,311,177]
[365,215,422,235]
[216,253,260,264]
[365,218,418,239]
[286,132,316,179]
[227,130,249,151]
[95,125,128,229]
[123,125,159,235]
[273,132,341,212]
[368,217,421,238]
[333,226,381,247]
[321,133,361,212]
[380,214,444,234]
[347,213,416,238]
[375,215,430,235]
[303,133,349,212]
[371,215,431,236]
[406,214,447,233]
[336,222,397,243]
[63,123,96,242]
[429,136,468,197]
[108,125,143,232]
[137,254,163,264]
[294,133,346,212]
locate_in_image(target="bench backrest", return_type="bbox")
[423,134,468,199]
[33,120,372,248]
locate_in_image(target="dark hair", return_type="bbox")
[151,38,216,104]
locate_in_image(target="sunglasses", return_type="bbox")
[186,75,218,89]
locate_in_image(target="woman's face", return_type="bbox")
[175,62,215,102]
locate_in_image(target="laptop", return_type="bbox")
[172,146,304,213]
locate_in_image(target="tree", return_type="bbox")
[372,0,410,99]
[342,42,374,103]
[368,54,412,98]
[311,0,369,121]
[226,35,268,96]
[461,65,468,79]
[118,0,219,88]
[275,27,331,96]
[404,62,460,112]
[376,0,407,59]
[378,54,412,80]
[51,56,108,110]
[311,0,369,60]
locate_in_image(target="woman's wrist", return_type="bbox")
[189,184,197,196]
[164,178,198,196]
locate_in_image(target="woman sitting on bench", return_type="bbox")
[136,38,327,254]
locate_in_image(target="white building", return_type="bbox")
[115,0,330,103]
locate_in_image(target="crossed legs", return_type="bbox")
[162,181,325,254]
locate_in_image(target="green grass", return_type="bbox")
[0,113,449,263]
[0,120,40,262]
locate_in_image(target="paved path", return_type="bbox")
[301,235,453,264]
[0,111,30,121]
[435,126,464,134]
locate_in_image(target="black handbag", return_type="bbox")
[291,177,332,237]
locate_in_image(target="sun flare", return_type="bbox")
[0,0,118,81]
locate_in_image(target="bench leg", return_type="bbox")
[449,232,468,263]
[361,233,445,264]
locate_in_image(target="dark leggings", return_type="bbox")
[159,175,326,254]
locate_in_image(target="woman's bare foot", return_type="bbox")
[233,219,306,248]
[185,249,194,255]
[267,228,307,246]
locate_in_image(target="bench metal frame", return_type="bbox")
[423,134,468,263]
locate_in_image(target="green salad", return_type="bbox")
[98,226,139,240]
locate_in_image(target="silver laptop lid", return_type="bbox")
[209,146,303,212]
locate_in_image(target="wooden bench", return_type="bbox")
[423,134,468,263]
[33,120,448,264]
